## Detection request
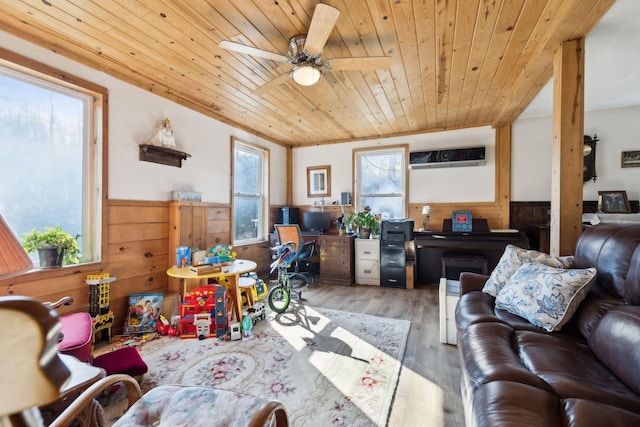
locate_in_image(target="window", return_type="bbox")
[354,146,407,219]
[232,138,268,244]
[0,52,106,267]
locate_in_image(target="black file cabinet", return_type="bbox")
[380,241,406,288]
[379,219,414,289]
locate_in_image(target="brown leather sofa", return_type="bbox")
[455,224,640,426]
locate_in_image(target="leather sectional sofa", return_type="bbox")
[455,223,640,426]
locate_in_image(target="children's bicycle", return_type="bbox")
[267,242,309,313]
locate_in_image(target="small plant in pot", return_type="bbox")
[21,226,80,269]
[345,206,380,239]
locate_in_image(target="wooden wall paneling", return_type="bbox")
[107,200,171,334]
[0,200,172,336]
[205,204,231,247]
[509,202,550,231]
[408,202,505,232]
[107,239,168,264]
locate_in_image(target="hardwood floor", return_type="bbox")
[100,280,465,426]
[298,281,465,427]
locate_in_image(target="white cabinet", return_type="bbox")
[439,278,460,345]
[355,239,380,286]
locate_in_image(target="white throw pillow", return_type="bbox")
[482,245,574,297]
[495,261,597,332]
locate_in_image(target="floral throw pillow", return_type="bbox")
[482,244,575,297]
[495,261,597,332]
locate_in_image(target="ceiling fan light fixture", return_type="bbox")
[291,64,322,86]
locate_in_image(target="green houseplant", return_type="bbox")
[21,225,80,268]
[345,206,380,239]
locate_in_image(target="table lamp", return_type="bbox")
[0,214,33,279]
[421,205,432,231]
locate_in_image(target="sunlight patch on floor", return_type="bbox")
[389,366,445,427]
[268,305,332,351]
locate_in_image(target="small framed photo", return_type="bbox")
[621,151,640,168]
[598,190,631,213]
[307,165,331,198]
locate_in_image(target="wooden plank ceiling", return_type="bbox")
[0,0,615,147]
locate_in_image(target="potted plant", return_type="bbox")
[345,206,380,239]
[21,225,80,268]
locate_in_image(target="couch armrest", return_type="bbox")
[459,272,489,295]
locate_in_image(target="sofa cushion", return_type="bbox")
[482,245,574,297]
[516,330,640,413]
[588,306,640,395]
[563,398,640,427]
[455,291,545,333]
[458,322,552,393]
[495,262,596,332]
[471,381,562,427]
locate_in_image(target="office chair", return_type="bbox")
[274,224,317,284]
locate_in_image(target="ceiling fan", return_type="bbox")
[219,3,392,95]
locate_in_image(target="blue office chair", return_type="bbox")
[274,224,317,284]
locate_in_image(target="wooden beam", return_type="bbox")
[286,147,293,205]
[495,125,512,229]
[550,38,584,256]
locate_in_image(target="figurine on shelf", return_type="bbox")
[148,118,176,148]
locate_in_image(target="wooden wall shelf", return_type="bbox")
[139,144,191,168]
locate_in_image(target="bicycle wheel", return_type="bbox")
[268,284,290,313]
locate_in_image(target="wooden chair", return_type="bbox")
[0,295,289,427]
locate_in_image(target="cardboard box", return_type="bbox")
[171,190,202,201]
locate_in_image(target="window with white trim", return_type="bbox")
[0,55,104,267]
[354,146,407,220]
[232,138,268,244]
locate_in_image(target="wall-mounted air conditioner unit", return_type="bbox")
[409,146,486,169]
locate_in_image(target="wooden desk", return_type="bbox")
[167,259,257,322]
[39,354,106,425]
[415,231,529,285]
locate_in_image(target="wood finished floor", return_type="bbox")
[102,281,465,426]
[299,281,464,427]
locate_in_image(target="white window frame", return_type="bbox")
[231,137,269,245]
[0,50,107,269]
[353,145,408,219]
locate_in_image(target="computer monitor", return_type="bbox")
[303,211,331,234]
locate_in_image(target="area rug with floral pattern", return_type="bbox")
[135,304,410,426]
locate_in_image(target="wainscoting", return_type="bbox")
[0,199,270,335]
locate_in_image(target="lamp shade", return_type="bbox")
[0,215,33,279]
[422,205,432,215]
[291,65,322,86]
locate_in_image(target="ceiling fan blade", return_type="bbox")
[326,56,393,71]
[219,40,290,63]
[304,3,340,56]
[253,73,292,96]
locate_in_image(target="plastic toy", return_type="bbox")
[207,244,237,262]
[179,285,228,339]
[192,312,212,339]
[229,322,241,341]
[242,303,266,326]
[241,316,253,338]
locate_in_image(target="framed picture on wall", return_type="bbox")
[307,165,331,197]
[598,190,631,213]
[621,150,640,168]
